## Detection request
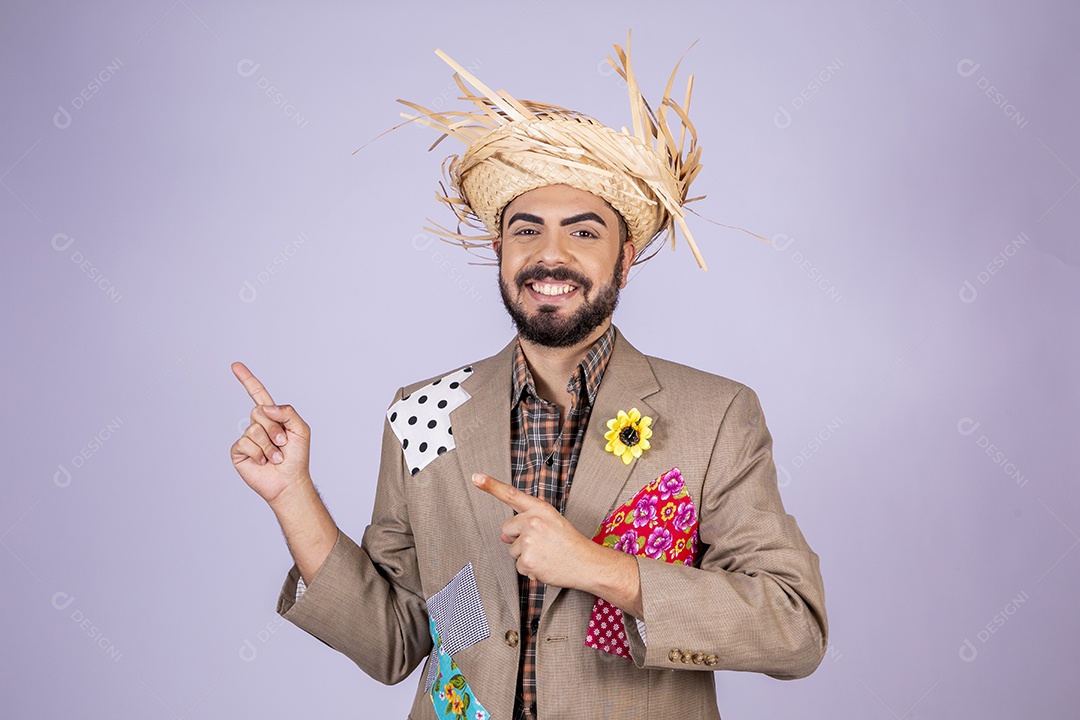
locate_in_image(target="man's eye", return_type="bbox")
[572,229,598,239]
[514,227,538,235]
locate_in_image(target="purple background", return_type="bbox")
[4,1,1077,717]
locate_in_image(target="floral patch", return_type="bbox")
[584,467,699,658]
[427,616,490,720]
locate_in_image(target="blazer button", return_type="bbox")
[680,651,693,664]
[691,653,705,665]
[668,649,682,663]
[705,654,719,667]
[505,630,519,648]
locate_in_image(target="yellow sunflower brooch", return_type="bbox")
[604,408,653,464]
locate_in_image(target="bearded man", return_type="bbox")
[230,37,827,720]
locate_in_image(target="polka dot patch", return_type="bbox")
[584,598,629,657]
[387,366,473,476]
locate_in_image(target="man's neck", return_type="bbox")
[518,321,612,417]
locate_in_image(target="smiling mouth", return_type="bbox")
[528,281,578,297]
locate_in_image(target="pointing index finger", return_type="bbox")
[471,473,541,513]
[232,361,276,406]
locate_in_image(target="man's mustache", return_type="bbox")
[514,265,593,293]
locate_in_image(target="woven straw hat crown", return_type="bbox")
[398,33,709,269]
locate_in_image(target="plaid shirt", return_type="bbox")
[509,325,616,720]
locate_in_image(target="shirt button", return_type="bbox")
[505,630,519,648]
[530,617,540,633]
[545,456,554,466]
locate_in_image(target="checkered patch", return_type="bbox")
[427,562,489,657]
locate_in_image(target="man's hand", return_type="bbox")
[471,473,643,616]
[230,362,312,507]
[471,472,595,587]
[230,362,337,585]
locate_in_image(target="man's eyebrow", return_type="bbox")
[560,212,606,227]
[507,212,545,226]
[505,211,608,227]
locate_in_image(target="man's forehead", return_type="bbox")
[502,185,619,222]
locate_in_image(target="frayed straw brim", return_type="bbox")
[398,32,709,269]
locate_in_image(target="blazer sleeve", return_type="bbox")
[275,397,432,685]
[623,385,828,679]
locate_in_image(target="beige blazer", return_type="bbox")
[277,329,827,719]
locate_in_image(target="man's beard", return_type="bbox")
[498,247,624,349]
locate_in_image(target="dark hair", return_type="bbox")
[613,206,628,245]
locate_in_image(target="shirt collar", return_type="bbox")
[511,325,616,408]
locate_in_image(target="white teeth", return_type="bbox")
[531,283,574,296]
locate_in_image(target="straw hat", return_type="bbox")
[398,33,711,269]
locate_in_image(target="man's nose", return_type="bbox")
[534,231,571,265]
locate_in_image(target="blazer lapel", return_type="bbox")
[451,339,521,621]
[545,328,661,611]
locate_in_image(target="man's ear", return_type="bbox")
[619,240,636,287]
[492,237,502,258]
